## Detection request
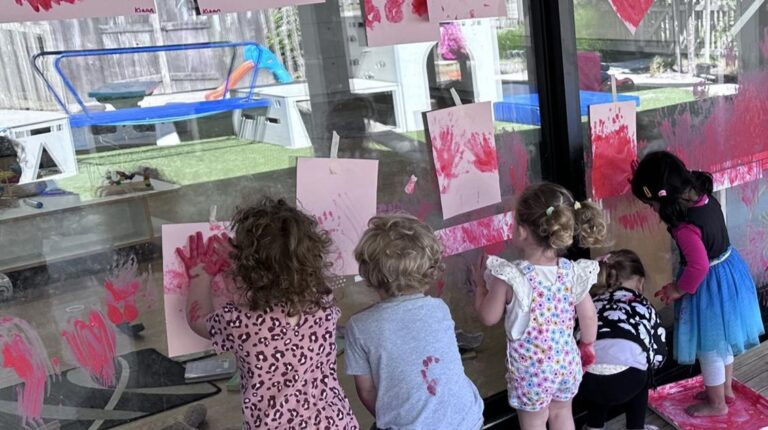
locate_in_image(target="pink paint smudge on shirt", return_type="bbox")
[466,132,499,173]
[0,317,53,428]
[404,174,418,194]
[436,211,515,256]
[13,0,78,13]
[60,309,117,388]
[364,0,382,29]
[410,0,427,18]
[384,0,405,23]
[431,125,465,194]
[420,355,440,395]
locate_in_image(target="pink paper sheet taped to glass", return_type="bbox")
[4,0,156,23]
[648,375,768,430]
[435,211,514,256]
[425,101,502,219]
[161,222,236,358]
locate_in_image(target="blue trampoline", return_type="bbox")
[32,42,273,128]
[494,91,641,125]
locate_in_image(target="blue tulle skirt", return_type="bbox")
[674,247,765,365]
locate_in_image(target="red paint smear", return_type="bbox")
[404,174,418,194]
[435,279,445,297]
[712,162,762,191]
[13,0,77,13]
[591,109,635,199]
[0,318,52,427]
[103,279,141,325]
[431,125,465,194]
[61,310,116,388]
[618,209,653,232]
[436,211,515,256]
[738,180,761,209]
[507,138,529,195]
[648,375,768,430]
[364,0,381,29]
[607,0,653,33]
[761,28,768,61]
[384,0,405,23]
[164,269,190,294]
[410,0,427,18]
[466,131,499,173]
[1,335,47,426]
[662,70,768,188]
[188,301,202,324]
[420,355,440,396]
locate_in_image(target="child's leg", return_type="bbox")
[687,350,729,417]
[548,399,575,430]
[724,350,734,397]
[516,408,549,430]
[624,386,649,430]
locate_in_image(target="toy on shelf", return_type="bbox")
[205,45,293,101]
[31,42,273,129]
[95,168,155,197]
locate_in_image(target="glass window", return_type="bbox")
[576,0,768,330]
[0,1,541,427]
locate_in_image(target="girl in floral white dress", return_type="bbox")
[474,182,607,430]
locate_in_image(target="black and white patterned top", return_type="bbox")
[592,287,668,370]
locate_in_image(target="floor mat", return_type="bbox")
[0,348,221,430]
[648,375,768,430]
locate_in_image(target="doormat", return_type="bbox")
[0,348,221,430]
[648,375,768,430]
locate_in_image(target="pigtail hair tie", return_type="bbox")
[657,190,667,197]
[574,201,582,210]
[545,206,554,216]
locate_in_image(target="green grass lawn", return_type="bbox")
[58,138,312,200]
[57,87,692,200]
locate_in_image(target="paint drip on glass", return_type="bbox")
[0,317,54,428]
[404,174,418,194]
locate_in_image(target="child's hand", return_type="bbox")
[578,341,595,371]
[175,232,233,279]
[654,282,685,305]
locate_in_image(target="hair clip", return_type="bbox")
[545,206,554,216]
[658,190,667,197]
[574,201,582,210]
[596,254,611,262]
[642,186,652,198]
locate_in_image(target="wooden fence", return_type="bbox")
[0,2,304,111]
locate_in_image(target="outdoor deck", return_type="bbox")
[606,341,768,429]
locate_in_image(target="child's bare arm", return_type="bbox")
[187,272,214,339]
[474,276,510,326]
[354,375,377,416]
[575,294,597,344]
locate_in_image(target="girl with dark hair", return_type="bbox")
[630,151,764,417]
[580,250,667,430]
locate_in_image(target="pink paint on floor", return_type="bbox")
[436,211,515,256]
[648,375,768,430]
[0,317,53,427]
[60,309,117,388]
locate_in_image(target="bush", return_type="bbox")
[497,27,527,58]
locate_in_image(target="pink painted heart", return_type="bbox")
[608,0,654,34]
[61,310,117,388]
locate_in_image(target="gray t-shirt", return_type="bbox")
[345,294,484,430]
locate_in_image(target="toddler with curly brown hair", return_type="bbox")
[177,197,358,430]
[345,214,484,430]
